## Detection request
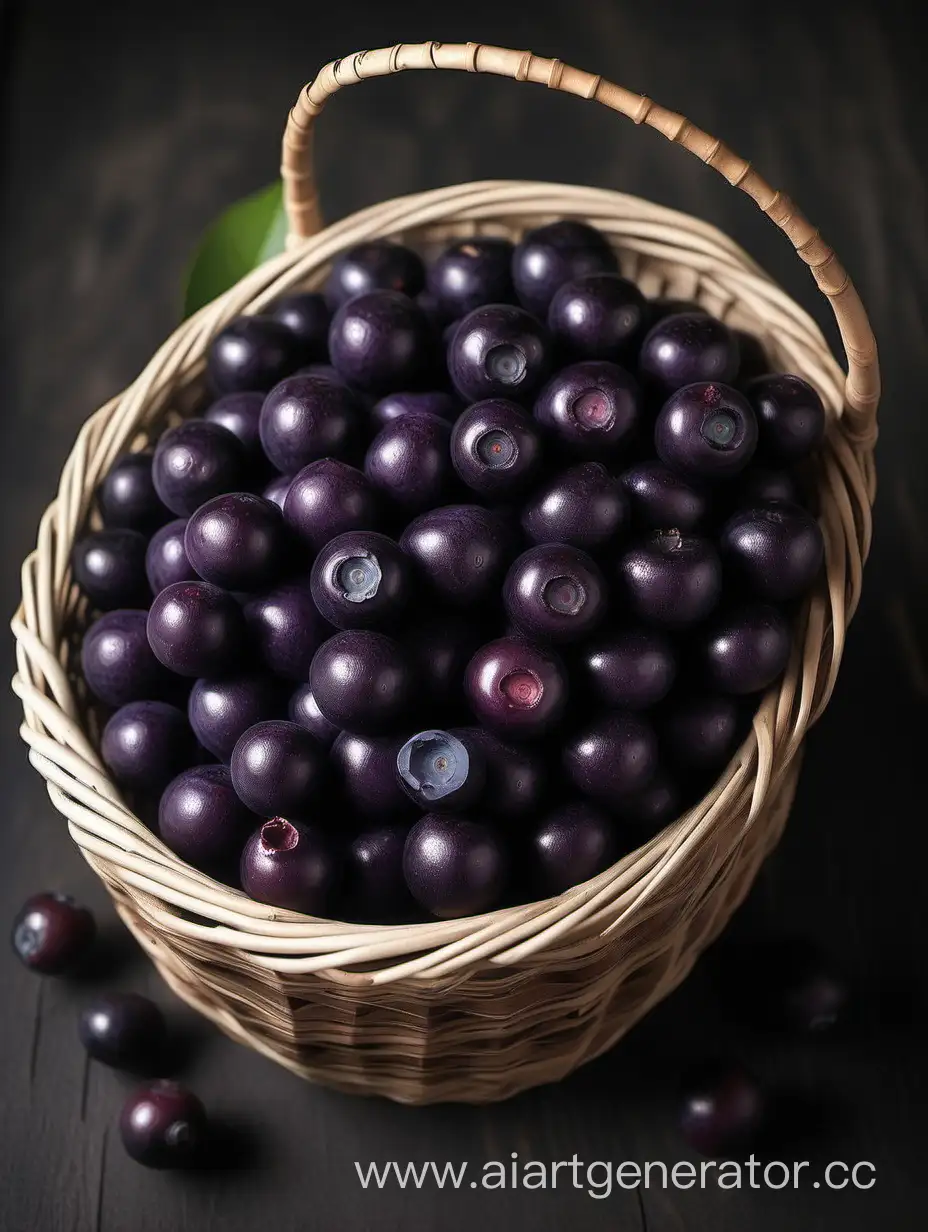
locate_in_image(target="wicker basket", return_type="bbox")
[12,42,878,1105]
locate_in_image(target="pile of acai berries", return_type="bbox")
[73,221,826,923]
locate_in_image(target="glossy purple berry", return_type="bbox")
[79,993,167,1071]
[447,304,551,404]
[11,893,96,975]
[152,420,245,517]
[184,492,284,591]
[310,631,414,734]
[283,459,379,554]
[147,581,247,678]
[269,292,331,364]
[427,236,516,319]
[188,673,286,762]
[547,273,646,360]
[746,373,826,464]
[720,503,824,602]
[231,720,325,818]
[397,728,487,813]
[533,360,639,459]
[371,389,459,429]
[262,472,293,512]
[617,772,681,831]
[640,312,740,396]
[325,240,425,308]
[679,1062,765,1157]
[241,818,339,914]
[72,529,150,609]
[656,382,758,480]
[618,531,722,629]
[563,712,658,808]
[145,519,197,593]
[364,411,456,513]
[465,637,568,738]
[455,727,546,818]
[662,693,741,771]
[82,609,175,706]
[504,544,607,643]
[521,461,628,551]
[450,399,543,498]
[310,531,411,630]
[158,764,256,873]
[529,803,618,895]
[204,392,266,471]
[120,1081,208,1168]
[259,373,362,474]
[734,468,800,508]
[289,684,340,748]
[330,732,413,821]
[98,452,169,534]
[346,825,413,921]
[403,815,508,919]
[620,461,710,533]
[701,604,791,695]
[101,701,197,795]
[399,504,513,607]
[243,583,330,681]
[329,290,434,395]
[207,315,299,395]
[513,220,618,318]
[579,628,676,710]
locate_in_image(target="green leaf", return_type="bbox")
[182,180,288,318]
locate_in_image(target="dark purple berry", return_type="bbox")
[455,727,546,818]
[655,382,758,480]
[618,531,722,629]
[330,732,413,822]
[259,373,362,473]
[231,720,326,818]
[283,459,379,554]
[465,636,568,738]
[563,712,658,807]
[269,292,331,363]
[207,316,300,395]
[450,399,543,498]
[98,452,169,534]
[329,291,434,395]
[579,628,676,710]
[403,815,508,919]
[346,824,413,921]
[188,673,286,762]
[82,609,176,706]
[400,504,513,607]
[243,583,329,681]
[640,312,740,396]
[529,802,618,895]
[547,273,646,360]
[102,701,197,795]
[241,818,339,913]
[679,1062,765,1157]
[152,420,245,517]
[371,389,459,428]
[504,544,607,643]
[662,693,741,771]
[405,614,482,710]
[11,893,96,975]
[720,503,824,602]
[521,461,627,551]
[147,581,247,678]
[746,373,826,464]
[364,412,456,513]
[448,304,551,404]
[72,529,150,609]
[325,240,425,308]
[533,360,639,459]
[617,772,681,831]
[397,728,487,813]
[204,392,266,471]
[427,237,516,319]
[750,938,849,1033]
[310,631,414,734]
[262,472,293,512]
[184,492,284,592]
[145,519,197,593]
[734,468,800,508]
[310,531,411,630]
[79,993,167,1071]
[733,330,771,385]
[120,1081,208,1168]
[513,220,618,318]
[289,684,340,748]
[700,604,791,695]
[158,764,256,873]
[620,461,710,533]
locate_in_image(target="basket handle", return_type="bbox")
[281,41,879,435]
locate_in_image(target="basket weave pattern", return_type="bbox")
[12,43,878,1104]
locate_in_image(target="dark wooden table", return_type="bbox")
[2,0,925,1228]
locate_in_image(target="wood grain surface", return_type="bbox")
[1,0,925,1228]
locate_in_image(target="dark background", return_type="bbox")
[2,0,926,1228]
